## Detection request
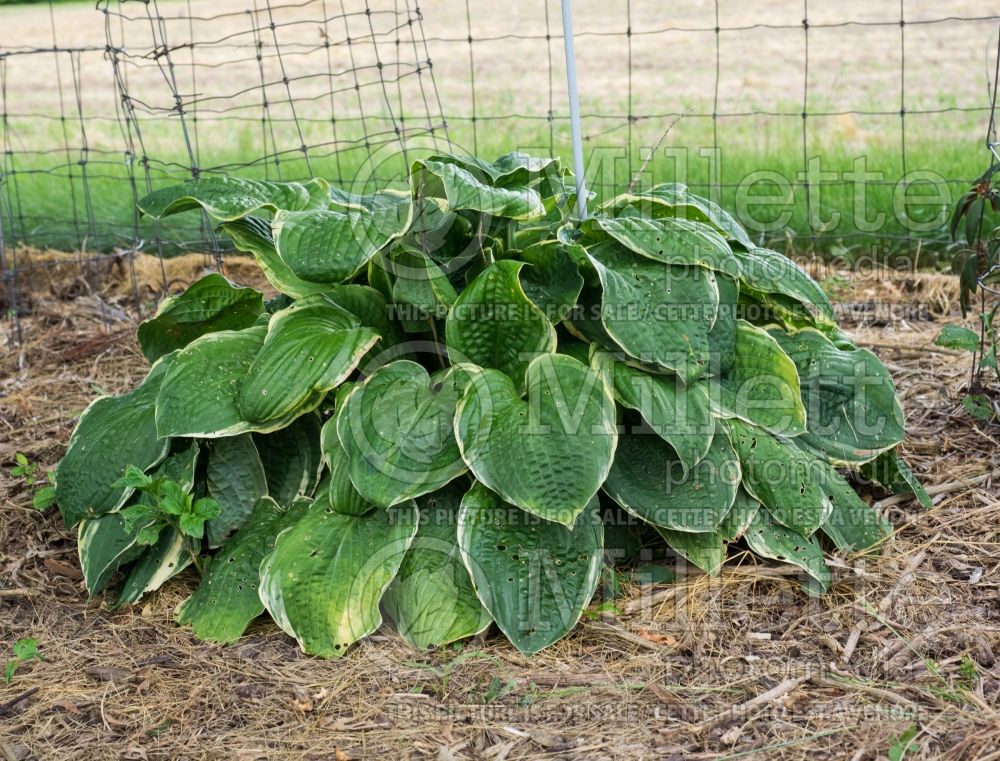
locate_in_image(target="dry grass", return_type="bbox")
[1,265,999,760]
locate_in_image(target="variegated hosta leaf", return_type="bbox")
[411,158,545,220]
[744,507,830,596]
[728,420,833,535]
[176,496,309,644]
[113,527,191,609]
[78,513,151,596]
[860,448,931,508]
[455,354,616,527]
[708,274,739,376]
[654,526,726,576]
[259,499,419,657]
[583,216,741,278]
[56,353,175,527]
[445,260,556,384]
[714,320,806,437]
[428,152,560,187]
[138,176,329,221]
[221,216,329,299]
[516,240,585,324]
[273,201,409,284]
[321,418,374,516]
[602,427,740,533]
[336,361,474,507]
[457,482,603,655]
[389,247,459,321]
[587,241,719,383]
[205,434,268,548]
[718,488,762,542]
[819,471,893,555]
[137,274,264,363]
[734,247,834,318]
[601,183,754,250]
[591,350,714,475]
[767,326,905,465]
[238,295,379,423]
[383,483,492,649]
[254,413,324,505]
[321,284,404,351]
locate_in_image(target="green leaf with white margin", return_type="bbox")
[411,158,545,220]
[602,426,740,533]
[272,201,409,284]
[390,247,459,320]
[819,469,893,555]
[383,482,492,649]
[138,176,329,221]
[860,447,931,508]
[714,321,806,437]
[515,240,584,324]
[176,496,309,644]
[768,326,905,465]
[254,413,324,505]
[155,325,269,438]
[136,274,264,363]
[455,354,617,527]
[708,274,739,376]
[734,247,834,318]
[728,420,832,535]
[591,349,714,475]
[56,352,175,527]
[582,216,741,278]
[445,259,556,384]
[322,284,404,351]
[654,526,725,576]
[718,488,761,542]
[587,241,719,383]
[205,434,268,548]
[259,500,418,657]
[77,513,152,596]
[113,526,191,608]
[744,507,830,596]
[320,417,373,516]
[221,216,329,299]
[457,482,603,655]
[429,152,560,187]
[238,294,379,424]
[335,361,475,507]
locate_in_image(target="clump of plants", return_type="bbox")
[53,152,926,655]
[937,164,1000,421]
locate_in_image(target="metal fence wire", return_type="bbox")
[2,0,1000,340]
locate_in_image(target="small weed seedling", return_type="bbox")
[4,639,44,684]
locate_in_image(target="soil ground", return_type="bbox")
[1,256,999,760]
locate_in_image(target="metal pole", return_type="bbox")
[560,0,588,219]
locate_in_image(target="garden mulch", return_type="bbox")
[1,256,998,760]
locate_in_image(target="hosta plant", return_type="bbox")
[53,152,928,656]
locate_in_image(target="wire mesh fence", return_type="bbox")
[2,0,1000,341]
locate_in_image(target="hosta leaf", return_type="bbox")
[455,354,617,526]
[412,158,545,220]
[114,527,191,608]
[205,434,268,548]
[445,260,556,384]
[237,295,377,424]
[587,241,719,383]
[56,353,175,527]
[708,274,739,375]
[336,361,473,507]
[327,187,414,238]
[734,247,834,318]
[819,471,893,555]
[602,427,740,533]
[655,527,725,576]
[583,216,741,278]
[321,418,373,516]
[273,204,408,284]
[457,482,603,655]
[592,350,714,474]
[729,420,832,535]
[744,508,830,595]
[139,176,329,221]
[156,326,269,438]
[715,321,806,437]
[322,284,404,351]
[390,247,459,320]
[383,483,492,649]
[220,216,328,299]
[78,513,151,596]
[768,326,905,464]
[718,488,761,542]
[137,274,264,363]
[254,413,324,505]
[259,500,418,657]
[176,496,309,644]
[430,152,560,187]
[860,448,931,508]
[516,240,584,323]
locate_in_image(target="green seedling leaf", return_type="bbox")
[933,325,980,353]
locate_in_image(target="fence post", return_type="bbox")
[559,0,588,219]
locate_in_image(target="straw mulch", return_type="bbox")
[1,257,998,761]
